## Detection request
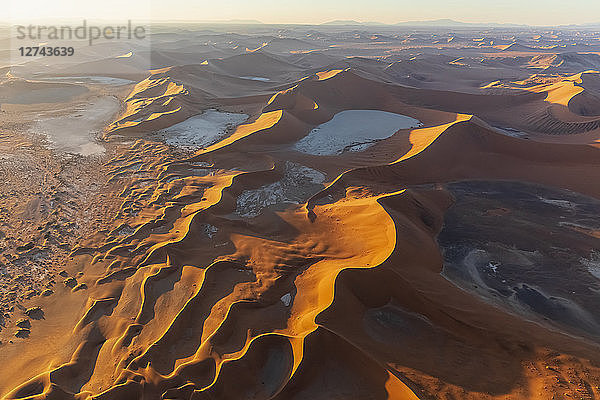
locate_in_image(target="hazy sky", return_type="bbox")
[6,0,600,25]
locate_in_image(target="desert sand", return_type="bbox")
[0,22,600,400]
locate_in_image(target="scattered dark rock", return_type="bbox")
[64,277,77,288]
[16,242,34,252]
[24,307,44,320]
[15,318,30,329]
[15,328,30,338]
[72,283,87,292]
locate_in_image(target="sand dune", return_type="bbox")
[2,24,600,400]
[106,71,196,134]
[207,52,304,78]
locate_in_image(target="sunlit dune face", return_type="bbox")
[246,43,269,52]
[201,110,284,153]
[395,114,472,163]
[107,74,188,133]
[481,71,600,109]
[522,71,600,107]
[540,81,585,107]
[150,66,173,74]
[315,69,347,81]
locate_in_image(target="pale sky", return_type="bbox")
[6,0,600,26]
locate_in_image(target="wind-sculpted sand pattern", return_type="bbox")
[2,65,600,400]
[1,139,414,399]
[106,71,192,134]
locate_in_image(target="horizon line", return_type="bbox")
[1,17,598,28]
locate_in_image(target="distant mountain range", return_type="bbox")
[396,19,528,27]
[191,19,264,24]
[320,19,600,28]
[321,19,528,27]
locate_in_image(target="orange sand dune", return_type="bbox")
[308,116,600,213]
[106,71,199,135]
[1,155,420,398]
[516,70,600,111]
[3,60,600,400]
